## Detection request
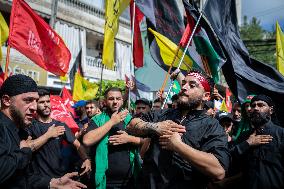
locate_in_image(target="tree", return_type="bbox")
[95,79,126,100]
[240,16,276,66]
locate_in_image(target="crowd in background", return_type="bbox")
[0,72,283,189]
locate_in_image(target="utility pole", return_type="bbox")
[50,0,59,29]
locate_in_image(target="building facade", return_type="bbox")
[0,0,133,92]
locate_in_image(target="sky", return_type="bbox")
[242,0,284,31]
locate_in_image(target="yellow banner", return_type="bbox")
[276,22,284,76]
[102,0,130,70]
[148,28,192,71]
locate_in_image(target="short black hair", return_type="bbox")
[171,94,179,102]
[154,98,162,103]
[38,89,50,97]
[86,100,99,107]
[104,87,122,98]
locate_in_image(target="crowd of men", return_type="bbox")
[0,72,283,189]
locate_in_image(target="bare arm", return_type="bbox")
[83,110,129,146]
[27,125,65,152]
[159,133,225,180]
[127,118,186,137]
[73,139,92,175]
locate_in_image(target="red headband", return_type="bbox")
[187,72,211,92]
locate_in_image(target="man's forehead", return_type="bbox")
[16,92,39,99]
[86,103,96,107]
[251,100,269,106]
[136,103,148,107]
[107,91,122,98]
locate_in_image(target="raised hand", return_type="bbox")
[110,110,129,126]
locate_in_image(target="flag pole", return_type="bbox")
[161,11,203,109]
[128,0,136,110]
[159,45,181,94]
[4,45,11,80]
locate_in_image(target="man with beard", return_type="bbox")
[75,100,101,139]
[83,87,143,189]
[0,74,86,189]
[26,89,91,180]
[127,70,230,189]
[231,94,283,189]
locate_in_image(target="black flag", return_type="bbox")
[69,49,83,91]
[204,0,284,124]
[135,0,185,71]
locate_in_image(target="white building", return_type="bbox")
[0,0,133,92]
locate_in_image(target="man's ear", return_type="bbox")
[1,95,12,107]
[269,106,274,115]
[203,92,211,101]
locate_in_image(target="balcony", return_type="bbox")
[84,56,120,81]
[58,0,130,27]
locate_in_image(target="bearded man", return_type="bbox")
[0,74,86,189]
[128,70,230,189]
[233,94,284,189]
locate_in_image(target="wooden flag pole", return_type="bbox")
[159,45,181,95]
[161,12,204,109]
[4,45,11,80]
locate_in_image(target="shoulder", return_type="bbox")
[196,115,225,134]
[140,108,177,122]
[51,119,67,127]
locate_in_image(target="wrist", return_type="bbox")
[49,178,59,189]
[174,140,185,152]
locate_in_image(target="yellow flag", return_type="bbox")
[102,0,130,70]
[276,22,284,76]
[0,12,9,61]
[60,75,68,82]
[148,28,193,71]
[219,99,228,113]
[72,72,99,101]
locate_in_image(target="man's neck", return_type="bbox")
[38,116,52,123]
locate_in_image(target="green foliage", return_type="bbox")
[95,79,126,99]
[240,16,276,66]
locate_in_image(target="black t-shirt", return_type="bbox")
[26,119,76,178]
[87,118,135,186]
[138,109,230,189]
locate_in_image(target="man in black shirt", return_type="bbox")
[231,94,284,189]
[0,74,86,189]
[26,89,91,179]
[128,70,230,189]
[83,87,144,189]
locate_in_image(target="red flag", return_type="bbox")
[179,15,195,47]
[130,0,144,68]
[61,87,75,116]
[50,95,79,134]
[225,88,232,112]
[8,0,71,76]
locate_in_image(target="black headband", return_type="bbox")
[251,94,274,107]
